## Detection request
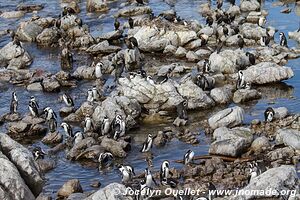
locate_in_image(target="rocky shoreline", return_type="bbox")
[0,0,300,199]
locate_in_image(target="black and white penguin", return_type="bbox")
[206,16,213,26]
[61,122,73,137]
[74,131,84,145]
[10,91,18,114]
[87,89,94,102]
[146,75,155,85]
[114,18,120,31]
[101,116,111,135]
[264,107,275,122]
[145,168,157,188]
[44,107,57,121]
[248,162,267,183]
[84,116,94,133]
[128,17,134,29]
[98,152,114,168]
[62,93,74,107]
[258,16,266,27]
[129,37,139,49]
[94,62,103,79]
[246,52,255,65]
[111,114,126,140]
[176,99,188,120]
[199,33,208,46]
[119,165,135,183]
[32,147,46,160]
[202,59,211,74]
[194,73,215,91]
[183,149,194,165]
[92,86,101,101]
[279,32,288,47]
[140,134,154,153]
[114,58,125,83]
[237,35,244,49]
[29,96,39,117]
[61,47,73,69]
[48,116,57,133]
[236,70,246,89]
[155,68,172,84]
[217,0,223,9]
[160,160,173,182]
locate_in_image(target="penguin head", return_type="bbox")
[148,134,152,139]
[279,32,284,37]
[61,122,67,127]
[96,62,103,69]
[238,70,243,78]
[162,160,170,169]
[116,114,122,121]
[74,131,83,139]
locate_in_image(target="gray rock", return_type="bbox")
[42,131,63,144]
[276,129,300,150]
[75,145,103,160]
[97,30,123,41]
[67,137,97,160]
[288,31,300,43]
[208,49,248,74]
[57,179,83,198]
[0,42,32,69]
[60,15,79,31]
[195,49,212,58]
[242,62,294,84]
[7,121,47,139]
[0,11,25,19]
[209,127,253,157]
[173,117,187,127]
[177,78,215,109]
[185,39,203,50]
[210,85,234,104]
[36,28,60,47]
[87,0,109,12]
[36,193,52,200]
[68,193,88,200]
[36,159,56,173]
[86,41,121,54]
[274,107,288,119]
[73,66,95,80]
[0,133,43,196]
[208,106,244,130]
[240,23,266,40]
[163,45,177,54]
[175,47,187,58]
[0,151,35,200]
[59,107,75,117]
[84,183,133,200]
[233,89,261,103]
[100,137,130,158]
[231,165,298,200]
[240,0,260,12]
[186,51,200,62]
[267,147,295,162]
[16,21,44,42]
[42,77,61,92]
[27,82,43,91]
[250,136,270,153]
[115,6,152,17]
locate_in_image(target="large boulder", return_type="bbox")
[0,134,44,196]
[208,106,244,130]
[100,137,130,158]
[0,151,35,200]
[7,121,47,139]
[36,27,60,47]
[288,30,300,43]
[210,85,234,104]
[86,41,121,54]
[242,62,294,84]
[276,129,300,150]
[115,6,152,17]
[208,49,249,74]
[16,21,43,42]
[209,127,253,157]
[233,89,261,103]
[57,179,83,198]
[0,42,32,69]
[240,0,260,12]
[84,183,132,200]
[86,0,109,12]
[231,165,298,199]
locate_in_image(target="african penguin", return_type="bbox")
[62,93,74,107]
[237,35,244,49]
[94,62,103,79]
[114,18,120,31]
[246,52,255,65]
[145,168,157,188]
[48,116,57,133]
[101,116,111,135]
[176,99,188,120]
[140,134,153,153]
[264,107,275,122]
[84,116,94,133]
[87,89,94,102]
[111,114,126,140]
[260,35,270,46]
[92,86,101,101]
[61,122,73,137]
[32,147,46,160]
[258,16,266,27]
[61,47,73,69]
[146,75,155,85]
[74,131,84,145]
[279,32,288,47]
[29,97,39,117]
[119,165,135,183]
[160,160,173,182]
[44,107,57,121]
[98,152,114,168]
[183,149,194,165]
[236,70,246,89]
[10,91,18,114]
[128,17,134,29]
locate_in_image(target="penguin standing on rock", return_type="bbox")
[101,116,110,135]
[61,122,73,137]
[176,99,188,120]
[61,47,73,69]
[84,116,94,133]
[32,147,46,160]
[29,96,39,117]
[128,17,134,29]
[10,91,18,114]
[140,134,154,153]
[111,114,126,140]
[145,168,157,188]
[279,32,288,47]
[94,62,103,79]
[87,89,94,102]
[114,18,120,31]
[260,35,270,46]
[44,107,57,121]
[236,70,246,89]
[160,160,173,182]
[92,86,101,101]
[155,68,172,84]
[264,107,275,122]
[206,16,213,26]
[119,165,135,183]
[74,131,84,144]
[237,35,244,49]
[246,52,255,65]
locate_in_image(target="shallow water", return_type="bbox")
[0,0,300,197]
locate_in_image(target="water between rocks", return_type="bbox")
[0,0,300,197]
